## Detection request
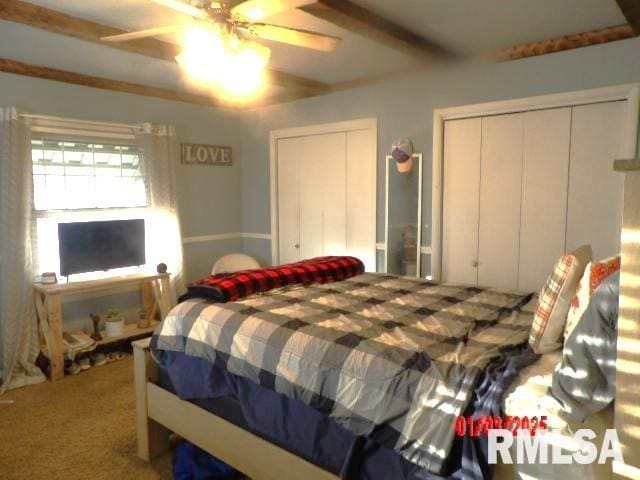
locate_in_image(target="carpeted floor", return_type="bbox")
[0,356,173,480]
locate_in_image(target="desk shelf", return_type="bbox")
[34,272,173,381]
[96,321,160,346]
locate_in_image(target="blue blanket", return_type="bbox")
[154,343,538,480]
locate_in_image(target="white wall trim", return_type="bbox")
[375,244,431,255]
[269,118,377,141]
[431,83,640,282]
[242,232,272,240]
[432,83,640,121]
[270,117,378,266]
[183,232,271,245]
[183,233,241,244]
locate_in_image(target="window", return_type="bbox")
[31,139,147,210]
[31,138,150,277]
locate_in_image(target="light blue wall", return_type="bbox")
[3,36,640,335]
[0,72,243,330]
[238,37,640,264]
[0,72,244,280]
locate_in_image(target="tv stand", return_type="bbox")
[33,272,173,381]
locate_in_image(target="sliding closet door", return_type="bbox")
[298,132,346,260]
[320,133,347,256]
[478,113,524,289]
[346,129,376,271]
[566,101,626,260]
[277,137,301,264]
[518,108,571,292]
[277,131,350,264]
[442,118,481,285]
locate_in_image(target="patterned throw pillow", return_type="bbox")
[564,255,620,339]
[529,245,592,354]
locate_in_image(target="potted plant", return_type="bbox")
[105,308,125,337]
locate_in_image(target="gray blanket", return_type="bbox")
[152,273,534,473]
[551,272,619,422]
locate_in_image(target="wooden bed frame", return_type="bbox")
[133,161,640,480]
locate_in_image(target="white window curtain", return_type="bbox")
[0,113,185,391]
[135,123,185,300]
[0,107,45,392]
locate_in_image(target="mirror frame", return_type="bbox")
[384,152,423,277]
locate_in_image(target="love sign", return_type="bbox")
[181,143,232,166]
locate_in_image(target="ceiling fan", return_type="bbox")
[102,0,342,53]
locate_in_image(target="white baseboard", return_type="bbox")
[182,232,272,245]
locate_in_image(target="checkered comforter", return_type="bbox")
[152,273,535,474]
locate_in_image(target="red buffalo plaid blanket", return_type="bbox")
[179,256,365,303]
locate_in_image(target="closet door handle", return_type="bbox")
[294,243,300,249]
[471,260,479,267]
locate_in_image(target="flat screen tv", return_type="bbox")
[58,219,146,276]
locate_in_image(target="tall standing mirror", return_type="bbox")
[385,153,423,277]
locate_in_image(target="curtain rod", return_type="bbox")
[19,113,136,130]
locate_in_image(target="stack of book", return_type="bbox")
[62,331,96,360]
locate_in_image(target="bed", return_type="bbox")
[133,162,640,479]
[152,272,538,476]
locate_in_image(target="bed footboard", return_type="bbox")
[132,338,171,461]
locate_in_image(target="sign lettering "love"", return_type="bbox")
[181,143,232,166]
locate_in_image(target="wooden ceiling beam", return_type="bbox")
[0,57,225,108]
[616,0,640,35]
[0,0,327,94]
[300,0,454,62]
[0,0,179,62]
[497,24,635,61]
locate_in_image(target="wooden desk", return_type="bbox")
[34,272,173,381]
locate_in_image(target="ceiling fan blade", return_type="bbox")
[244,23,341,51]
[102,25,183,42]
[151,0,208,19]
[232,0,316,22]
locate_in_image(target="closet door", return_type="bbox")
[478,113,524,289]
[275,122,376,269]
[346,129,376,271]
[319,132,347,256]
[277,132,348,263]
[298,135,325,260]
[518,108,571,292]
[442,118,482,285]
[277,137,301,264]
[566,101,626,260]
[299,132,346,260]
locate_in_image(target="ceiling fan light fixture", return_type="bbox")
[243,7,266,22]
[217,68,266,99]
[176,25,271,99]
[216,39,270,98]
[175,25,226,82]
[237,40,271,70]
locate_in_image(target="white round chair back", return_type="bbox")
[212,253,261,275]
